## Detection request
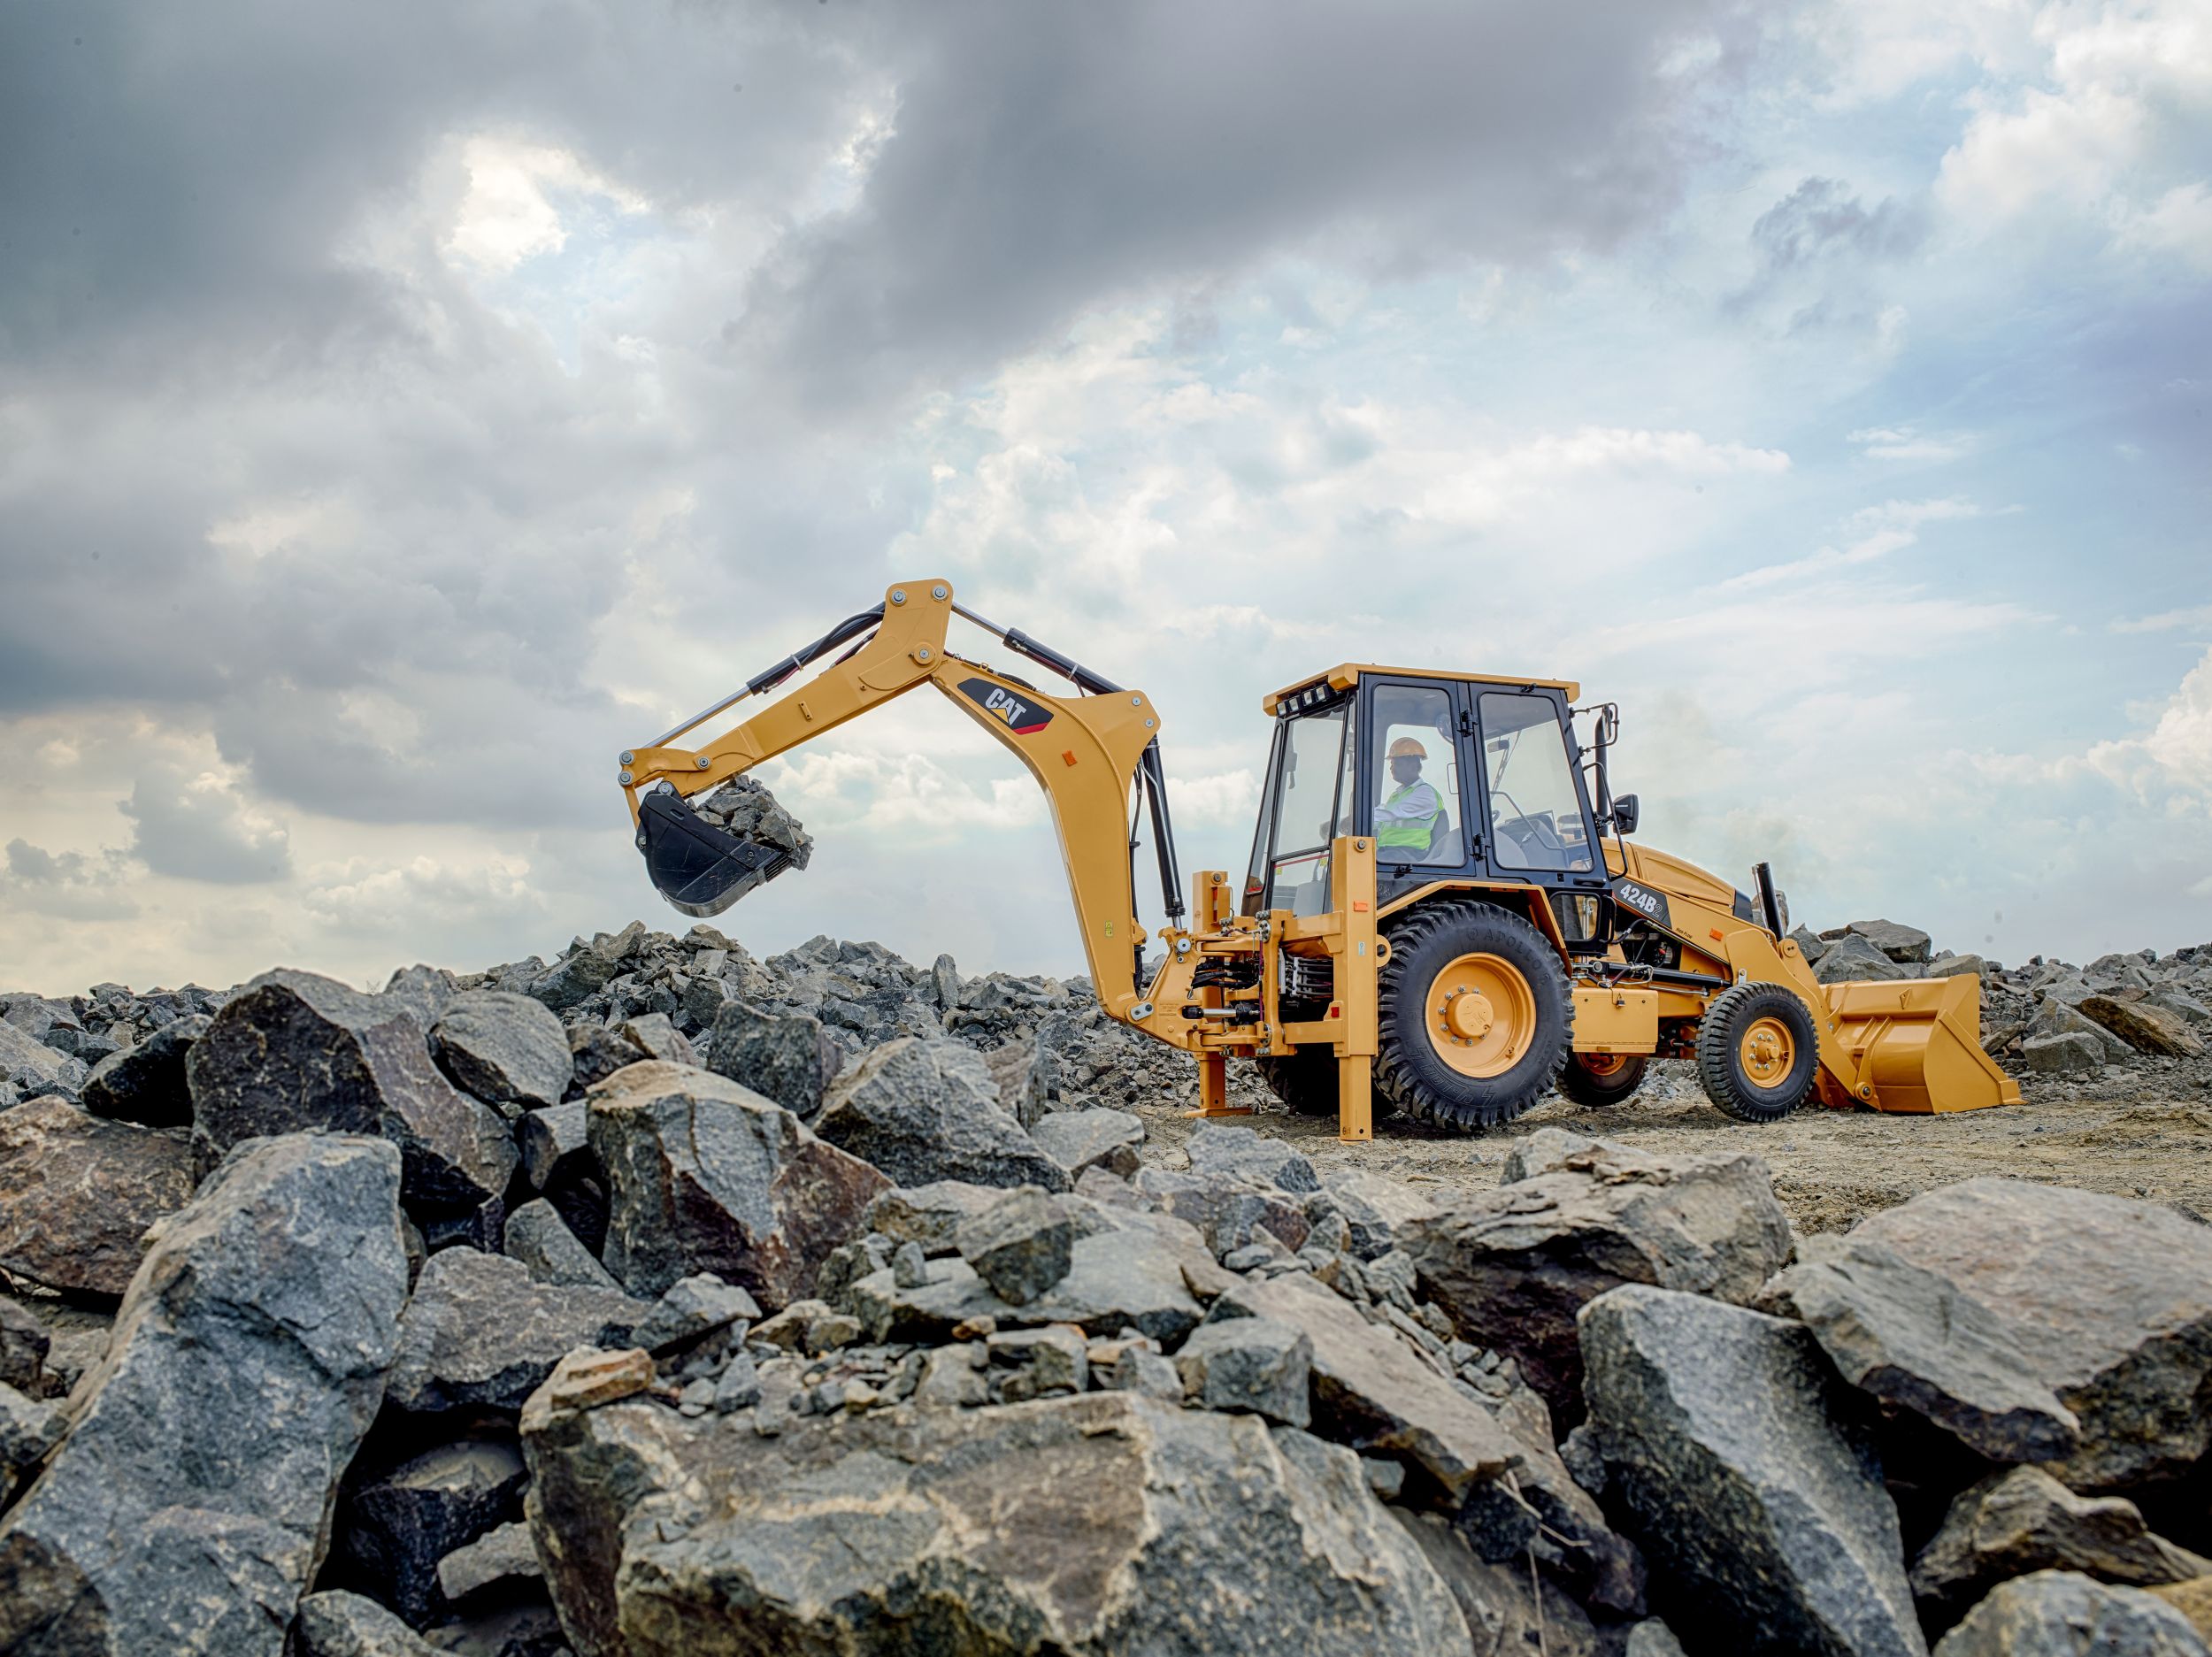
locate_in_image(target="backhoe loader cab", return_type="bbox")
[617,579,2021,1147]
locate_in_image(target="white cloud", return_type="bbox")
[1718,497,1983,591]
[443,134,649,273]
[2085,645,2212,800]
[2115,182,2212,272]
[1847,426,1976,462]
[2110,604,2212,633]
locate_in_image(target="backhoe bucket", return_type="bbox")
[635,788,798,918]
[1817,973,2024,1114]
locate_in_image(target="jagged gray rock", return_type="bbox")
[0,1296,50,1393]
[1133,1165,1313,1256]
[386,1247,649,1414]
[589,1061,890,1309]
[634,1272,760,1358]
[1402,1132,1793,1422]
[1848,918,1935,964]
[335,1439,529,1625]
[0,1095,196,1298]
[1816,931,1915,984]
[188,969,518,1212]
[435,1519,541,1606]
[1932,1570,2209,1656]
[519,1101,591,1190]
[1185,1121,1319,1192]
[432,991,572,1111]
[864,1179,1004,1254]
[0,1135,409,1657]
[1911,1467,2212,1627]
[503,1197,621,1291]
[955,1185,1075,1305]
[1853,1178,2212,1490]
[706,999,842,1118]
[78,1014,208,1126]
[0,1381,64,1504]
[1394,1508,1608,1657]
[1176,1314,1312,1427]
[522,1385,1470,1657]
[1755,1235,2081,1462]
[1323,1169,1441,1261]
[1028,1106,1145,1178]
[815,1036,1071,1192]
[1579,1284,1925,1657]
[294,1590,441,1657]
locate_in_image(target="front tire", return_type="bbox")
[1695,982,1820,1123]
[1254,1047,1337,1116]
[1375,901,1572,1130]
[1558,1052,1648,1108]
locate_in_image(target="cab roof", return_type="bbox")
[1263,663,1581,716]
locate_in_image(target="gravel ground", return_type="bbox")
[1132,1055,2212,1236]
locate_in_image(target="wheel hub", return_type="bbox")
[1444,988,1495,1039]
[1425,952,1536,1079]
[1740,1015,1796,1085]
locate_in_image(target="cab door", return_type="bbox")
[1363,678,1475,898]
[1470,689,1602,884]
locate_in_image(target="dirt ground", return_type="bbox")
[1132,1055,2212,1237]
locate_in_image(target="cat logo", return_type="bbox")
[958,677,1053,736]
[1611,878,1670,929]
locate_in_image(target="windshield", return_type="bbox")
[1263,702,1349,916]
[1479,693,1593,872]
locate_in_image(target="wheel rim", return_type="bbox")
[1578,1053,1630,1078]
[1426,952,1536,1078]
[1739,1015,1796,1087]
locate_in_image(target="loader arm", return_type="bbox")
[617,579,1178,1016]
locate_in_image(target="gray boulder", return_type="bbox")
[1755,1235,2080,1462]
[503,1197,620,1291]
[386,1247,649,1414]
[188,969,518,1212]
[2029,998,2132,1062]
[0,1296,50,1392]
[522,1385,1469,1657]
[955,1186,1075,1305]
[2024,1032,2105,1076]
[295,1590,441,1657]
[1848,918,1935,964]
[0,1020,80,1097]
[1911,1467,2212,1627]
[1185,1121,1319,1192]
[432,992,572,1111]
[1402,1131,1793,1422]
[1816,931,1915,984]
[1028,1107,1145,1178]
[1324,1169,1441,1261]
[864,1179,1005,1254]
[1578,1284,1925,1657]
[706,999,843,1117]
[1133,1165,1312,1256]
[986,1325,1088,1402]
[435,1519,541,1607]
[1394,1508,1609,1657]
[2082,995,2206,1058]
[1932,1570,2208,1656]
[526,944,619,1014]
[634,1272,760,1359]
[0,1096,196,1298]
[78,1015,208,1126]
[849,1208,1211,1346]
[589,1061,890,1308]
[0,1136,409,1657]
[0,1381,64,1504]
[335,1438,528,1625]
[1853,1178,2212,1489]
[1176,1314,1312,1427]
[815,1036,1070,1192]
[519,1101,591,1190]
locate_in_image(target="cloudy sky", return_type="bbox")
[2,0,2207,995]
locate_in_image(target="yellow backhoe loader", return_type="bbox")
[617,579,2020,1140]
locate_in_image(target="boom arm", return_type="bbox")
[618,579,1179,1015]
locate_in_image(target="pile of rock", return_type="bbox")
[1790,919,2208,1080]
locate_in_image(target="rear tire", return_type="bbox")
[1695,983,1819,1123]
[1375,900,1572,1130]
[1558,1053,1648,1108]
[1254,1047,1338,1116]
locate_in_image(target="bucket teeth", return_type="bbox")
[636,789,795,917]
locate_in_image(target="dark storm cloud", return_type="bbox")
[730,0,1747,410]
[121,763,291,883]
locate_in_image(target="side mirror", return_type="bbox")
[1611,794,1640,836]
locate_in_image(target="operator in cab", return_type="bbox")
[1375,736,1441,853]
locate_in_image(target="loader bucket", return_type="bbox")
[635,787,798,918]
[1818,972,2024,1114]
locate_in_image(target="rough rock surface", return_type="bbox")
[1816,932,1916,983]
[78,1014,208,1126]
[435,1518,541,1605]
[1402,1131,1793,1421]
[188,969,518,1211]
[335,1439,529,1624]
[955,1186,1075,1305]
[815,1036,1071,1192]
[1027,1106,1145,1178]
[1932,1570,2210,1656]
[1394,1508,1608,1657]
[2081,995,2206,1058]
[1911,1467,2212,1626]
[295,1590,441,1657]
[431,991,572,1111]
[1756,1235,2081,1463]
[588,1061,890,1308]
[705,999,842,1118]
[1174,1313,1312,1427]
[1852,1178,2212,1489]
[1184,1121,1319,1192]
[1579,1284,1926,1657]
[523,1385,1469,1657]
[0,1135,409,1657]
[503,1196,621,1291]
[1324,1169,1441,1261]
[0,1096,196,1298]
[387,1247,649,1414]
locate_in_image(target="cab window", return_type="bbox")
[1371,684,1461,866]
[1479,693,1593,873]
[1263,703,1348,916]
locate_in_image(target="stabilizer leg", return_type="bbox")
[1338,1055,1372,1143]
